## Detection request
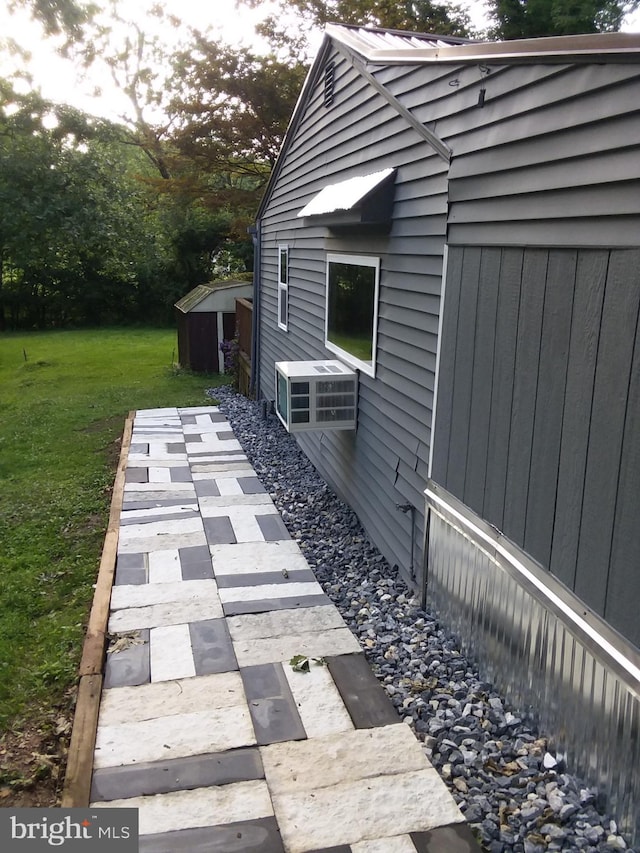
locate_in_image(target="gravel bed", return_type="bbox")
[211,385,635,853]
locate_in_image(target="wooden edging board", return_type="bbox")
[61,411,135,807]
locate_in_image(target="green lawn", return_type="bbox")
[0,328,227,732]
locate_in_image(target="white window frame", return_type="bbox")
[277,244,289,331]
[325,253,380,378]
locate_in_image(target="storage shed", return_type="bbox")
[252,24,640,843]
[175,279,253,373]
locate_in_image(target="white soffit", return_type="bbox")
[297,168,395,218]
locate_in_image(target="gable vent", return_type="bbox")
[324,61,335,108]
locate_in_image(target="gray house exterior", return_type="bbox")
[253,25,640,842]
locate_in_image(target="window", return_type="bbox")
[278,245,288,330]
[325,254,380,377]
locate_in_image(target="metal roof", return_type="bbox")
[175,280,252,313]
[325,24,470,54]
[297,168,395,217]
[326,23,640,64]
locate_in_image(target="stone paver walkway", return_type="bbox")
[89,406,481,852]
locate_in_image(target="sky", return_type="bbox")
[0,0,287,121]
[1,1,638,124]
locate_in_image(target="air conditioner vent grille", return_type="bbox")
[275,360,358,433]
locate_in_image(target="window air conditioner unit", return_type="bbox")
[275,360,358,433]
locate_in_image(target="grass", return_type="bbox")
[0,327,227,732]
[327,331,373,363]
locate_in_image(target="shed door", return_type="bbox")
[189,313,219,372]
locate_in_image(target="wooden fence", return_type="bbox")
[235,297,253,397]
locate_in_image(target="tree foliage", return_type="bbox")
[9,0,96,38]
[486,0,639,38]
[171,39,306,171]
[0,79,233,329]
[240,0,473,55]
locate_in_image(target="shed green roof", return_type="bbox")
[175,279,253,314]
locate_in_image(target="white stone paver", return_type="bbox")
[122,505,197,522]
[218,582,323,604]
[136,407,179,417]
[118,516,204,544]
[91,781,273,835]
[183,424,230,435]
[198,494,273,508]
[124,481,195,494]
[194,437,243,453]
[283,662,354,738]
[110,579,218,611]
[232,627,361,668]
[108,598,223,632]
[131,432,183,442]
[147,467,173,483]
[178,406,220,415]
[261,725,429,793]
[147,549,182,583]
[271,769,464,853]
[97,672,247,726]
[210,541,307,575]
[94,706,255,768]
[216,477,245,496]
[191,462,255,474]
[191,460,251,475]
[195,411,224,422]
[127,457,188,467]
[116,530,207,554]
[227,605,346,641]
[150,624,196,682]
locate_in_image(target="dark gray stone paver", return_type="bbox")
[189,618,238,675]
[91,747,264,801]
[103,630,150,688]
[326,653,402,729]
[240,663,306,745]
[138,816,284,852]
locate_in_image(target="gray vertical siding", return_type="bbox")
[431,246,640,647]
[258,47,449,576]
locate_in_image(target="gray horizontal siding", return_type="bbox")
[436,62,640,247]
[258,47,448,581]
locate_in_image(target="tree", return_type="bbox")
[170,39,305,173]
[161,37,306,265]
[486,0,640,38]
[0,82,166,328]
[71,1,181,180]
[9,0,96,38]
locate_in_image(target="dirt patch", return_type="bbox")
[0,701,74,807]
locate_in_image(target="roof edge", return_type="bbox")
[326,25,640,64]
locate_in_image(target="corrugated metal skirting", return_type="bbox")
[424,485,640,846]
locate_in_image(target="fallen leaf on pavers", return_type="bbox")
[289,655,327,673]
[107,632,145,654]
